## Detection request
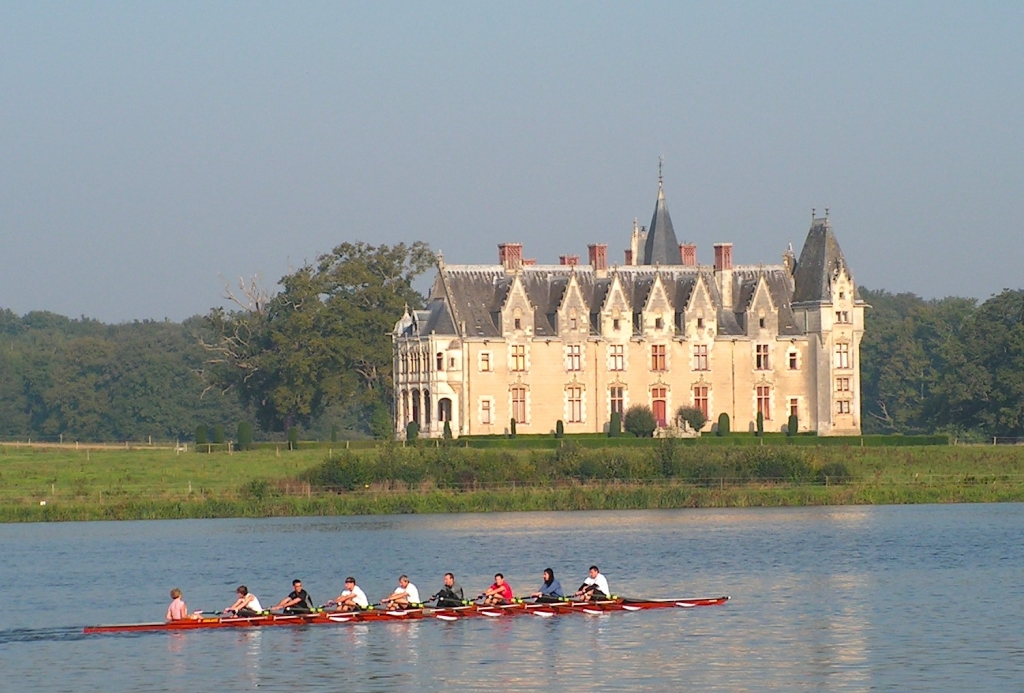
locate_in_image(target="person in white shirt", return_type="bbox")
[226,585,264,617]
[333,577,369,612]
[382,575,421,610]
[575,566,611,601]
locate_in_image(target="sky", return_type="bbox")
[2,1,1022,323]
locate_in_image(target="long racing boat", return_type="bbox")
[83,596,730,634]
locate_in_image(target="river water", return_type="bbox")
[1,505,1021,692]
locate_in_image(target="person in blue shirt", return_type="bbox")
[530,568,564,603]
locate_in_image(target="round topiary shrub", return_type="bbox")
[624,405,657,438]
[676,406,707,432]
[717,413,730,437]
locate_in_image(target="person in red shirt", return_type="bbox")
[482,573,514,606]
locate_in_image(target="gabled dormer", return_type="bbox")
[641,273,673,337]
[745,273,778,338]
[681,273,716,339]
[601,272,631,338]
[557,272,590,339]
[500,273,535,338]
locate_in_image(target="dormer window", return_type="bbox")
[839,291,845,299]
[570,317,578,330]
[613,318,620,331]
[759,317,766,329]
[697,317,704,329]
[655,318,663,329]
[514,318,522,330]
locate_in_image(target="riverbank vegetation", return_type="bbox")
[3,443,1024,522]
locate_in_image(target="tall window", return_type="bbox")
[566,344,582,372]
[837,400,851,414]
[613,318,621,331]
[511,345,526,372]
[511,386,527,424]
[480,352,492,372]
[514,317,522,330]
[694,344,709,371]
[693,385,709,418]
[436,352,444,371]
[755,344,770,370]
[610,386,624,416]
[788,352,798,370]
[756,385,771,420]
[424,392,431,425]
[789,398,799,418]
[836,377,851,392]
[835,343,850,369]
[609,344,624,371]
[480,399,492,425]
[567,386,583,423]
[836,311,850,324]
[652,387,667,427]
[651,345,666,371]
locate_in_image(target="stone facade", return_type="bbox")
[393,181,865,438]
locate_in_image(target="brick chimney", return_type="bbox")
[559,255,580,266]
[624,249,634,265]
[680,244,697,267]
[498,243,523,270]
[713,243,733,271]
[522,258,536,266]
[588,244,607,271]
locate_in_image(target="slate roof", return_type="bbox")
[641,183,680,265]
[792,217,859,304]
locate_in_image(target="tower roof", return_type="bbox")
[641,177,680,265]
[792,216,857,303]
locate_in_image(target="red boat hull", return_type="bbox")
[83,596,729,634]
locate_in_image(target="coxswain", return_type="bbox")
[166,587,198,621]
[482,573,514,606]
[226,585,263,617]
[382,575,421,610]
[333,577,369,612]
[274,579,314,614]
[530,568,564,603]
[574,566,610,601]
[431,572,465,608]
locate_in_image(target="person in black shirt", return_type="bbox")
[274,579,314,614]
[431,572,464,608]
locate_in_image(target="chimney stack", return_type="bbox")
[498,243,523,270]
[713,243,733,271]
[680,244,697,267]
[587,244,607,271]
[559,255,580,266]
[624,249,634,265]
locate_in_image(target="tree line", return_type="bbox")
[0,245,1021,442]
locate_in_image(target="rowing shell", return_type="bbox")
[83,597,729,634]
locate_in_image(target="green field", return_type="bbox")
[2,442,1024,522]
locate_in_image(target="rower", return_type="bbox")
[431,572,464,608]
[226,585,263,617]
[333,577,369,612]
[530,568,564,603]
[382,575,421,610]
[574,566,610,601]
[481,573,514,606]
[274,579,314,614]
[166,587,198,621]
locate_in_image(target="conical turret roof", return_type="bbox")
[641,179,680,265]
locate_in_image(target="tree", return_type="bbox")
[555,420,564,438]
[787,414,798,437]
[756,411,764,437]
[676,406,707,433]
[624,405,656,438]
[608,411,621,437]
[200,242,435,432]
[443,420,453,440]
[288,426,299,450]
[195,425,208,444]
[237,421,254,450]
[406,421,420,441]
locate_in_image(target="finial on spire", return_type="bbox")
[811,208,816,221]
[824,207,829,218]
[658,156,664,188]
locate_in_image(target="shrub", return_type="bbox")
[787,414,798,437]
[369,403,392,440]
[555,420,564,438]
[816,461,852,484]
[745,446,813,482]
[236,421,253,451]
[405,421,420,442]
[676,406,707,432]
[624,405,657,438]
[756,411,764,437]
[331,425,339,443]
[510,418,517,438]
[443,421,453,440]
[195,425,208,445]
[609,411,622,437]
[717,413,730,436]
[212,424,225,444]
[287,426,299,450]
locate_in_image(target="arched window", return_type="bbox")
[438,398,453,422]
[411,389,420,424]
[436,352,444,371]
[424,391,431,425]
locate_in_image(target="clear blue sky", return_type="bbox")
[2,1,1022,322]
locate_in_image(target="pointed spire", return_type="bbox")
[641,161,679,265]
